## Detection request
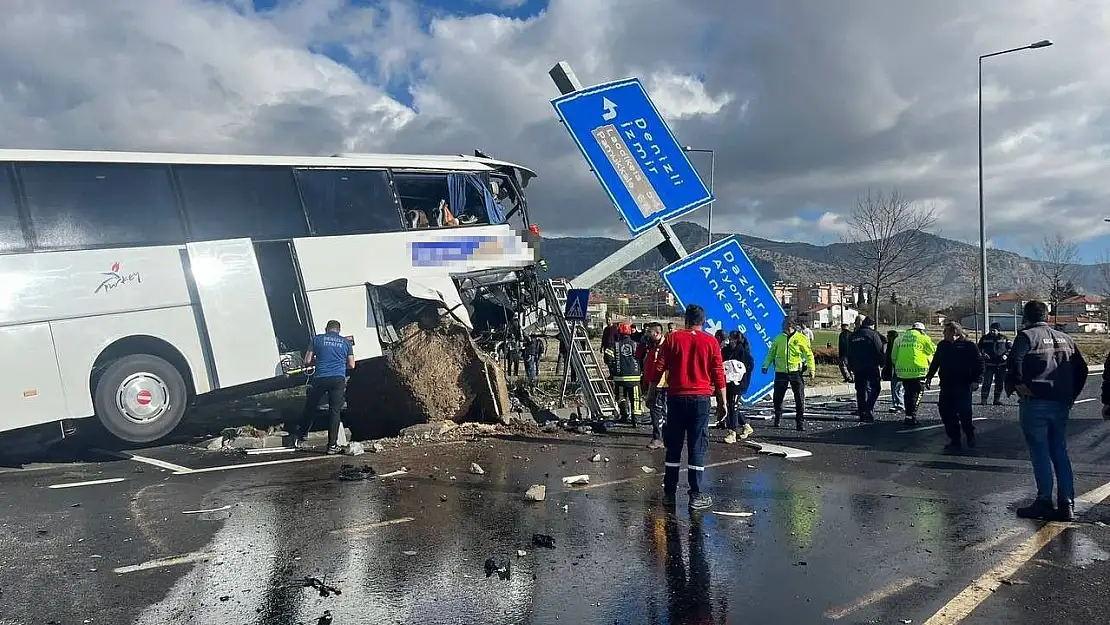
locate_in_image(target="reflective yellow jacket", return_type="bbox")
[893,330,936,380]
[763,332,815,374]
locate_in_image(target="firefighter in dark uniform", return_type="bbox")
[604,323,643,424]
[296,319,355,454]
[848,317,885,422]
[977,322,1012,405]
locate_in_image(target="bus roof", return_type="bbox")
[0,148,537,183]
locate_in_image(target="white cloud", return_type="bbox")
[2,0,1110,258]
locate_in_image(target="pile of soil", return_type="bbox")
[347,314,510,439]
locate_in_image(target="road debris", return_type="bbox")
[377,468,408,478]
[562,474,590,486]
[370,442,385,453]
[524,485,547,502]
[317,610,333,625]
[532,534,556,549]
[641,466,656,474]
[562,504,569,513]
[517,550,527,557]
[484,556,511,580]
[440,494,449,502]
[303,577,342,597]
[403,551,417,556]
[337,464,376,481]
[346,441,365,456]
[589,453,602,462]
[712,511,755,518]
[470,463,485,475]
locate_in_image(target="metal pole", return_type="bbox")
[708,150,715,248]
[978,56,990,339]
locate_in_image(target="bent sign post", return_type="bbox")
[660,236,786,404]
[551,78,713,236]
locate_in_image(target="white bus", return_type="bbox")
[0,148,539,444]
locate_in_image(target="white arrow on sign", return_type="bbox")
[601,97,617,121]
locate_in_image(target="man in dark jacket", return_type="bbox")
[604,324,643,424]
[848,317,885,422]
[977,322,1012,405]
[837,323,855,383]
[721,330,756,442]
[926,322,985,451]
[1006,300,1089,521]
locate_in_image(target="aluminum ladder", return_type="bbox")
[543,279,618,420]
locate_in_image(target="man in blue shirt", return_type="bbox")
[295,319,355,454]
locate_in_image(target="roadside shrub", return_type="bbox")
[813,346,840,365]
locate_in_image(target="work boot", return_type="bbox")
[326,445,342,455]
[646,439,664,450]
[1016,500,1056,520]
[1056,500,1076,522]
[724,430,738,444]
[740,424,755,440]
[795,419,804,432]
[662,491,677,507]
[689,493,713,511]
[944,439,962,452]
[993,399,1003,406]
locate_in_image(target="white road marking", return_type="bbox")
[93,449,194,474]
[567,456,760,492]
[329,517,414,536]
[1074,398,1097,404]
[824,577,919,620]
[968,526,1027,552]
[897,418,987,434]
[712,511,754,518]
[741,441,813,458]
[182,505,233,515]
[923,476,1110,625]
[172,455,337,474]
[48,477,126,489]
[114,551,214,574]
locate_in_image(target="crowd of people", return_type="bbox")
[598,299,1096,521]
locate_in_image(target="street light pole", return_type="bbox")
[978,39,1053,335]
[684,146,715,248]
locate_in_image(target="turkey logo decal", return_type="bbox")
[95,261,142,294]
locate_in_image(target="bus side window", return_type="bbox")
[0,165,28,254]
[176,165,308,242]
[295,169,403,236]
[18,162,184,250]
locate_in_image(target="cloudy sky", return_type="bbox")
[3,0,1109,260]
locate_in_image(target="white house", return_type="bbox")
[801,304,860,329]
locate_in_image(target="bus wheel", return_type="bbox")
[93,354,188,444]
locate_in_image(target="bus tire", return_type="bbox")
[93,354,188,444]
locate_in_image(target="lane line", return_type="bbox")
[329,517,415,536]
[114,551,214,574]
[93,449,194,474]
[897,418,987,434]
[968,526,1027,552]
[173,455,337,474]
[566,456,761,492]
[182,505,233,515]
[824,577,919,620]
[923,477,1110,625]
[48,477,126,489]
[1074,398,1097,404]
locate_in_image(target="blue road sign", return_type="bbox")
[660,237,786,404]
[552,78,713,236]
[564,288,590,321]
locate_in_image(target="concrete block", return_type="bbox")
[227,437,264,450]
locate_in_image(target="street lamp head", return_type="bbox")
[1029,39,1053,49]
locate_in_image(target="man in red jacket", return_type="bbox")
[649,304,728,510]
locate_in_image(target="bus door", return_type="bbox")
[185,239,282,388]
[252,241,313,357]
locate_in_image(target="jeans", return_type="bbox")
[854,373,880,420]
[900,378,925,417]
[890,379,904,410]
[647,388,668,440]
[298,376,346,447]
[981,365,1005,402]
[938,385,974,442]
[772,373,805,424]
[663,395,711,496]
[524,356,538,382]
[726,383,748,430]
[1019,398,1075,505]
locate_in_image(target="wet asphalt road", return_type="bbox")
[3,386,1110,625]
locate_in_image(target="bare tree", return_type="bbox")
[1033,233,1079,321]
[836,189,940,319]
[1095,250,1110,324]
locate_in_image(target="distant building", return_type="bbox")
[1056,295,1103,319]
[793,282,860,316]
[772,281,797,313]
[987,292,1028,314]
[959,312,1021,333]
[1056,316,1107,334]
[800,303,860,329]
